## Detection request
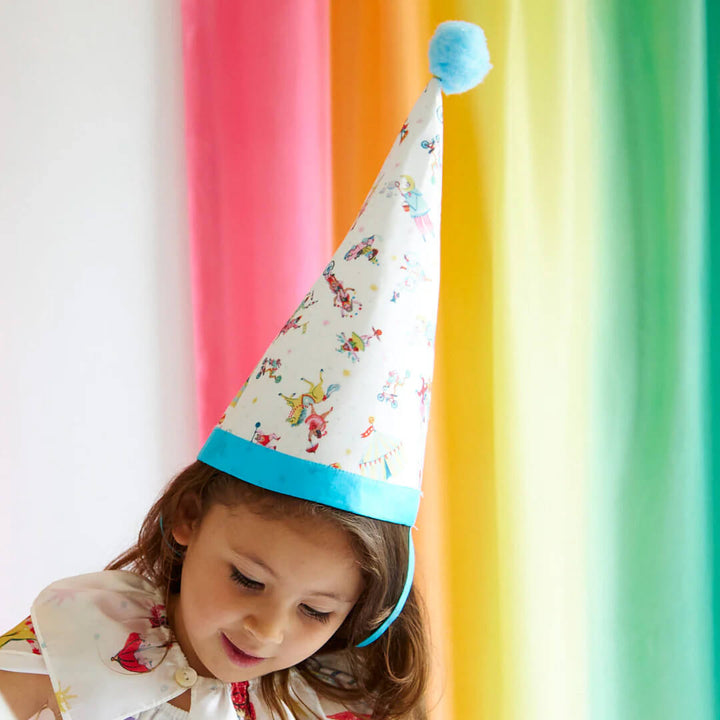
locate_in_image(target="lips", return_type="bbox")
[220,633,265,668]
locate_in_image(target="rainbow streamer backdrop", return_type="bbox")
[181,1,720,718]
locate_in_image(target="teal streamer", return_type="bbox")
[706,0,720,713]
[591,0,714,717]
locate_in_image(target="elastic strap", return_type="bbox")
[355,528,415,647]
[159,514,184,559]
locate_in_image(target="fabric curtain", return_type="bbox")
[182,1,719,718]
[181,0,332,434]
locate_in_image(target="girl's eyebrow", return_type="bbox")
[307,590,354,604]
[231,549,354,603]
[232,550,277,579]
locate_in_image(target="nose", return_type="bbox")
[243,601,285,646]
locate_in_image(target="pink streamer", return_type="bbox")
[182,0,332,439]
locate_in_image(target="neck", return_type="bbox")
[167,592,213,678]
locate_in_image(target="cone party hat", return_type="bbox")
[199,22,492,529]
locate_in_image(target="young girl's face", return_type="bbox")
[171,502,363,683]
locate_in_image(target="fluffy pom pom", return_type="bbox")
[429,21,492,95]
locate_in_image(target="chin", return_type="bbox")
[216,663,270,684]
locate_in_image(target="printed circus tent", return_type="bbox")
[357,417,407,483]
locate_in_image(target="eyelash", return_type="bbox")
[230,567,263,590]
[300,605,331,624]
[229,567,332,624]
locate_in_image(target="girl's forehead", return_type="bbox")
[207,502,356,557]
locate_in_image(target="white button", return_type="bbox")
[174,666,198,688]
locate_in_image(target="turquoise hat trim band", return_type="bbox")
[198,427,421,526]
[356,528,415,647]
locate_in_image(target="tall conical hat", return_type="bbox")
[199,22,492,532]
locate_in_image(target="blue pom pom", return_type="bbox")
[429,21,492,95]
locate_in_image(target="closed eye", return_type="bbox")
[231,568,332,623]
[230,567,264,590]
[301,604,331,623]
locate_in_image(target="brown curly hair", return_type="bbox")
[106,460,430,719]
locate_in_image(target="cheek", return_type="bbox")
[286,621,344,663]
[182,559,237,630]
[299,614,349,650]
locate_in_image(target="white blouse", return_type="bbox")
[0,571,370,720]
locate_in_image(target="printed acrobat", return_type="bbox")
[345,235,380,265]
[323,260,362,317]
[336,327,383,363]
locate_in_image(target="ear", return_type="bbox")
[170,494,203,547]
[171,522,193,547]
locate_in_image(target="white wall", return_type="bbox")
[0,1,197,626]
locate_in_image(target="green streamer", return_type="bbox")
[706,0,720,712]
[591,0,713,717]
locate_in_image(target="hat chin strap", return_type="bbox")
[355,528,415,648]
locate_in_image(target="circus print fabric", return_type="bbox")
[0,571,370,720]
[216,79,444,495]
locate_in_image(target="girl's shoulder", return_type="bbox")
[0,570,180,719]
[1,569,169,678]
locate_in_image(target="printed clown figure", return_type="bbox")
[256,356,283,383]
[416,376,431,421]
[377,369,410,409]
[323,260,362,317]
[336,328,382,363]
[396,175,433,241]
[251,421,281,450]
[279,313,308,335]
[344,235,379,265]
[279,372,340,426]
[305,403,334,453]
[421,134,441,182]
[295,289,318,313]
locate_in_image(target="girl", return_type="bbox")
[0,460,426,720]
[0,21,491,720]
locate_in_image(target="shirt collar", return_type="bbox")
[31,570,258,720]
